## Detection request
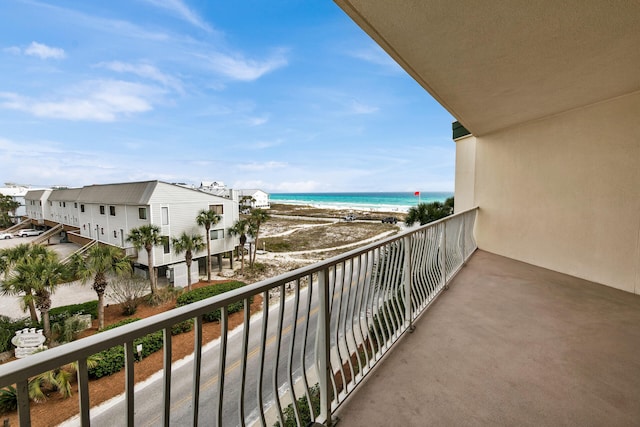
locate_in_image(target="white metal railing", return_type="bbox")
[0,207,478,427]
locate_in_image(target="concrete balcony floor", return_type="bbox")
[336,250,640,426]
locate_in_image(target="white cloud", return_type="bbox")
[0,80,159,121]
[142,0,213,32]
[24,42,66,60]
[202,49,288,81]
[247,116,268,126]
[96,61,183,92]
[349,100,379,115]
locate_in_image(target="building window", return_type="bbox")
[161,207,169,225]
[80,204,85,213]
[74,202,77,208]
[63,202,66,207]
[101,228,104,235]
[113,230,117,238]
[39,201,42,206]
[100,205,105,215]
[209,204,224,215]
[210,229,224,240]
[59,202,62,207]
[161,236,170,254]
[139,207,147,220]
[109,206,116,216]
[49,201,52,206]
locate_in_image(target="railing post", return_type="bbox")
[403,236,414,331]
[441,222,448,290]
[317,268,333,426]
[462,213,467,264]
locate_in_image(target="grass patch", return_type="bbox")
[262,222,398,252]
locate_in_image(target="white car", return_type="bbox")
[17,229,44,237]
[0,232,13,239]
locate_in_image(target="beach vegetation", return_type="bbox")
[195,209,222,282]
[405,197,454,226]
[126,225,162,295]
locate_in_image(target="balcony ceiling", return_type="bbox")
[335,0,640,136]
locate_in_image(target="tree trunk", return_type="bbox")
[42,310,51,341]
[146,247,156,294]
[240,249,245,275]
[27,291,39,323]
[206,226,212,283]
[186,260,192,292]
[97,292,105,330]
[217,253,222,272]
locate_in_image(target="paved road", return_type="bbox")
[76,260,371,427]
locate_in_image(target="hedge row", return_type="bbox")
[89,317,193,379]
[49,300,98,323]
[176,281,250,322]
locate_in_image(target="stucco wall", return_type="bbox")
[472,91,640,294]
[454,134,477,213]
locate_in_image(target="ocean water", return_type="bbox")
[270,192,453,213]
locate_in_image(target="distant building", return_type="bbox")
[24,181,240,288]
[0,183,37,220]
[237,189,271,210]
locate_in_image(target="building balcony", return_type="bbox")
[2,207,639,426]
[335,249,640,426]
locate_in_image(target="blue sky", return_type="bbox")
[0,0,455,193]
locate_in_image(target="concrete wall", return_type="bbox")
[465,91,640,294]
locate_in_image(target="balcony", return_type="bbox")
[2,206,639,426]
[336,250,640,426]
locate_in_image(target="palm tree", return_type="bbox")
[70,244,132,330]
[228,219,251,275]
[126,225,162,294]
[195,209,221,283]
[171,231,205,291]
[5,248,68,339]
[248,209,270,265]
[405,198,455,226]
[0,244,48,322]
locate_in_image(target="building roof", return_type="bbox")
[49,188,82,201]
[25,189,50,200]
[335,0,640,136]
[76,181,158,205]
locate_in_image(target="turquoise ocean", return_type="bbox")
[270,192,453,213]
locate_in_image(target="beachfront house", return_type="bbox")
[237,189,270,210]
[3,2,639,426]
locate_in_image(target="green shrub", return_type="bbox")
[49,300,98,322]
[0,316,40,353]
[0,385,17,414]
[89,317,192,378]
[175,281,250,322]
[274,384,321,427]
